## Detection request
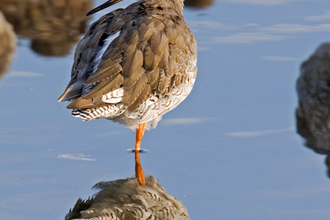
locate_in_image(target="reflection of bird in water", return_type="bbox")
[184,0,213,8]
[296,43,330,177]
[58,0,197,185]
[65,175,189,220]
[0,0,93,56]
[0,11,16,81]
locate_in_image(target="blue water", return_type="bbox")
[1,0,330,219]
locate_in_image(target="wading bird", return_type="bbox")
[58,0,197,185]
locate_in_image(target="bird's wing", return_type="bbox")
[59,4,195,112]
[58,8,124,103]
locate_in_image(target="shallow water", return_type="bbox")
[1,0,330,219]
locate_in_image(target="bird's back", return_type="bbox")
[58,0,197,130]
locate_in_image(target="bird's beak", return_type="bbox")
[86,0,123,16]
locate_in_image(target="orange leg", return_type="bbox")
[135,123,146,186]
[135,123,146,151]
[135,150,145,186]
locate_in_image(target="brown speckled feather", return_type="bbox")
[58,0,197,129]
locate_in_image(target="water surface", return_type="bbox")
[1,0,330,219]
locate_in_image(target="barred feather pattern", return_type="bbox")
[112,58,197,130]
[72,104,126,121]
[72,58,197,130]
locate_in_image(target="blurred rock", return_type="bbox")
[185,0,213,8]
[66,175,189,220]
[0,11,16,80]
[0,0,93,56]
[296,43,330,155]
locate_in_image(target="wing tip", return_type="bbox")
[67,97,95,109]
[58,92,67,102]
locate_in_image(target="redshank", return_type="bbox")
[58,0,197,185]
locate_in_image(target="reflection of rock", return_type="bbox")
[326,155,330,178]
[184,0,213,8]
[0,0,93,56]
[66,175,189,220]
[0,11,16,80]
[296,43,330,155]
